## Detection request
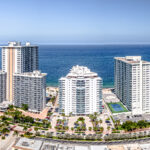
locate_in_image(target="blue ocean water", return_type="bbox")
[1,45,150,88]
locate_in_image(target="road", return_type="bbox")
[34,136,150,146]
[0,131,16,150]
[52,94,58,113]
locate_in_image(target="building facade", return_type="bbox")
[59,65,103,115]
[1,42,38,101]
[13,71,46,113]
[0,71,6,103]
[114,56,150,114]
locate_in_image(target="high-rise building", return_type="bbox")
[59,65,103,115]
[1,42,38,101]
[0,71,6,103]
[114,56,150,114]
[13,71,47,113]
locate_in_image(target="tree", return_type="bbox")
[35,131,40,136]
[47,112,53,116]
[46,132,53,138]
[99,119,102,124]
[137,120,147,129]
[94,112,98,117]
[69,112,72,117]
[78,117,85,122]
[121,121,137,131]
[23,126,28,133]
[34,127,38,133]
[71,127,74,132]
[22,104,28,111]
[107,126,110,130]
[95,120,99,126]
[96,134,102,141]
[13,130,19,137]
[115,120,120,127]
[89,127,92,131]
[65,126,69,130]
[62,113,65,117]
[51,96,56,105]
[8,105,14,111]
[1,128,9,135]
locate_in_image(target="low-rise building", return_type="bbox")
[12,138,43,150]
[0,101,11,112]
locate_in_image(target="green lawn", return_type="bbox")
[107,102,128,113]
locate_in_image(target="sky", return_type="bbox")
[0,0,150,44]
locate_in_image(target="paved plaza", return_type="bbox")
[103,88,120,103]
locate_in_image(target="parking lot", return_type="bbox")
[112,113,150,124]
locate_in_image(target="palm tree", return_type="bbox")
[13,130,19,137]
[94,112,98,117]
[35,131,40,136]
[95,120,99,126]
[115,120,120,127]
[69,112,72,117]
[89,127,92,131]
[23,126,28,133]
[34,127,38,134]
[36,118,39,122]
[107,126,110,130]
[71,127,74,132]
[1,128,9,135]
[99,119,102,124]
[46,132,53,138]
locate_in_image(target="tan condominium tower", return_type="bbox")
[1,42,38,102]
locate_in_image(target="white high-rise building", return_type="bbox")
[59,65,103,115]
[13,71,47,113]
[114,56,150,115]
[1,42,38,101]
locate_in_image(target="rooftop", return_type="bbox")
[114,56,150,64]
[14,70,47,78]
[41,142,57,150]
[66,65,99,78]
[0,70,6,74]
[13,138,43,150]
[1,41,37,48]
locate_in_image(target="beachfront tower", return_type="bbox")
[0,71,6,103]
[1,42,38,102]
[13,71,47,113]
[114,56,150,115]
[59,65,103,115]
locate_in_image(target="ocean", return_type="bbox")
[1,44,150,88]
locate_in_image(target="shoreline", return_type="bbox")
[46,85,114,89]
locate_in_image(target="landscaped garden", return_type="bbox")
[2,104,150,142]
[55,118,69,132]
[89,112,104,134]
[0,105,51,138]
[107,102,128,113]
[74,117,86,133]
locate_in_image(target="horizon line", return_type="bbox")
[1,42,150,46]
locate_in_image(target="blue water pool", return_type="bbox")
[110,103,124,112]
